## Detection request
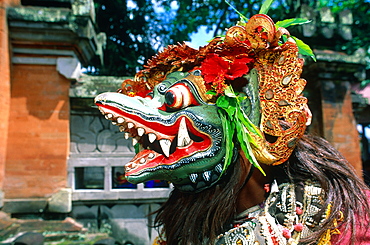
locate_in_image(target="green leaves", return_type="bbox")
[224,0,316,62]
[275,18,316,61]
[225,0,248,22]
[217,95,237,116]
[216,86,265,176]
[234,109,265,175]
[259,0,274,14]
[292,36,317,61]
[276,18,311,28]
[219,110,235,173]
[281,31,316,61]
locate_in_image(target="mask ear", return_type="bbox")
[257,43,310,165]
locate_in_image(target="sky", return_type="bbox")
[187,26,215,49]
[358,124,370,139]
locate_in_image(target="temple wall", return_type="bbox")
[321,82,363,176]
[304,50,366,177]
[4,64,70,199]
[0,0,21,207]
[0,0,104,214]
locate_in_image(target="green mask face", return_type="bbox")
[95,71,232,192]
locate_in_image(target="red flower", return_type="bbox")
[200,53,254,94]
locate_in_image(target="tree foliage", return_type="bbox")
[91,0,370,76]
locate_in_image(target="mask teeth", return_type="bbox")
[177,117,191,147]
[100,107,196,159]
[105,113,113,119]
[189,173,198,183]
[148,133,157,143]
[159,139,171,157]
[203,171,211,182]
[125,152,159,172]
[215,163,223,173]
[117,117,125,124]
[137,127,145,136]
[179,167,223,192]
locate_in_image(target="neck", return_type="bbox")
[236,157,271,213]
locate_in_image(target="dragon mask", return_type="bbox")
[94,14,312,193]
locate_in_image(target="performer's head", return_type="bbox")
[95,14,312,193]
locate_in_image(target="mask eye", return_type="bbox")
[165,86,189,109]
[162,84,199,111]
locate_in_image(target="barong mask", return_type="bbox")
[95,14,312,193]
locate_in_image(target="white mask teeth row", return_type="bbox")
[101,109,192,159]
[125,152,158,172]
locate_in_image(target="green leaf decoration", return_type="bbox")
[216,95,230,109]
[275,18,311,28]
[236,121,265,175]
[291,36,316,61]
[224,86,237,98]
[219,110,235,174]
[225,0,248,22]
[216,85,266,176]
[236,99,263,138]
[206,90,217,95]
[236,18,247,26]
[236,110,260,141]
[259,0,274,15]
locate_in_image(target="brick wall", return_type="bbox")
[4,64,70,198]
[0,2,10,194]
[321,81,363,176]
[0,0,21,203]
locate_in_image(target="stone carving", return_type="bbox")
[300,4,353,40]
[70,114,135,154]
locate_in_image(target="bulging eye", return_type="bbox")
[165,86,190,109]
[162,84,199,111]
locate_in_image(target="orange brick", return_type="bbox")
[321,89,362,177]
[4,64,69,199]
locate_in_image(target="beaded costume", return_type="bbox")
[153,180,341,245]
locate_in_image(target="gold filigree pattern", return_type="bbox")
[256,43,310,165]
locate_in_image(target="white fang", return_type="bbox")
[177,117,191,147]
[159,139,171,157]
